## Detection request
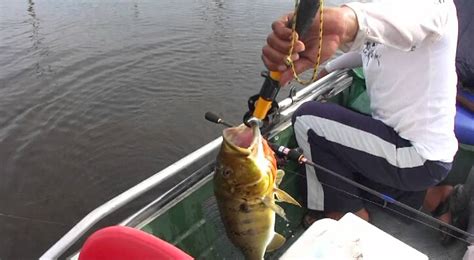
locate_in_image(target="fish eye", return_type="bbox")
[222,168,233,178]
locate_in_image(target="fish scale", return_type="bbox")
[213,124,300,260]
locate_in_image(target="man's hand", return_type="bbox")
[262,6,358,86]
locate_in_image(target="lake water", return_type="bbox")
[0,0,348,258]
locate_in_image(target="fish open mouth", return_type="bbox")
[223,124,259,151]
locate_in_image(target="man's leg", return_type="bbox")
[424,185,454,223]
[293,102,451,219]
[294,103,367,220]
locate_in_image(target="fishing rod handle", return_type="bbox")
[269,142,305,163]
[252,0,320,121]
[268,0,320,81]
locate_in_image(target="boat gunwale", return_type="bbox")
[40,69,352,260]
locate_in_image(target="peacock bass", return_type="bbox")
[213,123,301,260]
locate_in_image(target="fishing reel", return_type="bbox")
[271,143,305,169]
[243,71,280,129]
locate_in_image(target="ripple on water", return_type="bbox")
[0,0,301,258]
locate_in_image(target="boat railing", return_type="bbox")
[40,69,353,260]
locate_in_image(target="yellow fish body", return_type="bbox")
[214,124,300,260]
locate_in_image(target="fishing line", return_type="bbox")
[287,0,325,85]
[203,112,473,243]
[283,167,472,244]
[323,181,472,244]
[292,161,472,239]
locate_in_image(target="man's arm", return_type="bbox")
[342,1,453,52]
[325,51,362,72]
[318,51,363,79]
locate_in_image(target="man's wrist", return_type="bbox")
[340,6,358,44]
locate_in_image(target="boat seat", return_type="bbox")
[78,226,193,260]
[455,89,474,145]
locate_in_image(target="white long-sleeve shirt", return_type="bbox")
[325,51,362,72]
[326,0,458,162]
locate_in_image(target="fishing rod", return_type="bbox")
[205,111,474,241]
[270,142,474,240]
[243,0,321,128]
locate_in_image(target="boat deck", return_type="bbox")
[136,125,471,259]
[269,205,468,260]
[44,70,471,260]
[138,169,469,260]
[365,204,466,260]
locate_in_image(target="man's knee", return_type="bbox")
[292,101,333,125]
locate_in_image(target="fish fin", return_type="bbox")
[261,196,288,221]
[274,188,301,207]
[275,169,285,186]
[266,233,286,252]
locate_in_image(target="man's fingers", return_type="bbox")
[261,50,300,72]
[262,45,287,66]
[262,44,301,67]
[271,19,293,40]
[267,34,305,54]
[261,55,285,72]
[280,59,314,86]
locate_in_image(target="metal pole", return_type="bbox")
[40,138,222,260]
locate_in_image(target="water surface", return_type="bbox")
[0,0,349,258]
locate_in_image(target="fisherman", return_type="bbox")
[261,0,464,242]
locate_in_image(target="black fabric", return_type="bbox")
[454,0,474,90]
[465,166,474,243]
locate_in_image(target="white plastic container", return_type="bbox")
[281,213,428,260]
